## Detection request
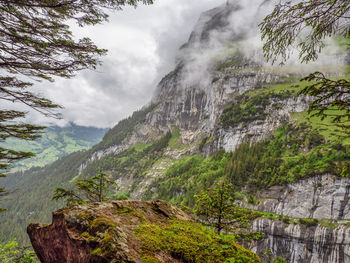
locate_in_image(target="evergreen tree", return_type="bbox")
[0,0,153,208]
[52,171,118,206]
[194,182,258,235]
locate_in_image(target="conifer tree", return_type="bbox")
[52,171,118,206]
[194,182,258,235]
[0,0,153,207]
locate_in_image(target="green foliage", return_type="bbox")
[0,106,163,245]
[0,107,173,245]
[0,149,91,245]
[199,136,209,152]
[298,218,319,227]
[260,250,286,263]
[80,131,172,191]
[194,182,259,236]
[144,150,228,206]
[0,0,153,206]
[260,0,350,140]
[167,128,187,150]
[260,0,349,64]
[321,221,337,229]
[220,92,293,128]
[78,215,120,260]
[52,172,118,205]
[225,124,350,189]
[0,122,40,178]
[135,220,261,263]
[292,109,350,145]
[147,123,350,211]
[216,56,248,70]
[299,72,350,135]
[272,257,286,263]
[0,239,38,263]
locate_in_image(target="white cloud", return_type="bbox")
[26,0,225,128]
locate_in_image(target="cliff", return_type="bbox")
[246,174,350,262]
[252,218,350,263]
[27,200,260,263]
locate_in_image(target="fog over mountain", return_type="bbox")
[19,0,346,129]
[24,0,225,128]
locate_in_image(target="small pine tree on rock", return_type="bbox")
[52,172,118,206]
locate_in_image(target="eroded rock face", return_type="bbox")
[27,200,191,263]
[252,174,350,220]
[242,174,350,262]
[251,218,350,263]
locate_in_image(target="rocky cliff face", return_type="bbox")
[80,0,307,165]
[254,174,350,220]
[45,2,348,262]
[252,218,350,263]
[243,174,350,262]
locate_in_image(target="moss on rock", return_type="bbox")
[135,220,261,263]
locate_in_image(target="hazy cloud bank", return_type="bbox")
[26,0,225,128]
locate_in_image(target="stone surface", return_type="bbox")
[240,174,350,262]
[27,200,191,263]
[253,174,350,220]
[251,218,350,263]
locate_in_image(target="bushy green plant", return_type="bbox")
[0,239,38,263]
[272,257,286,263]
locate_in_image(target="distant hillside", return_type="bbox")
[1,124,107,171]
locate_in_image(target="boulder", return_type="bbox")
[27,200,191,263]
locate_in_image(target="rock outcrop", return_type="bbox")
[245,174,350,262]
[27,200,191,263]
[254,174,350,220]
[252,218,350,263]
[27,200,260,263]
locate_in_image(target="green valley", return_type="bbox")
[1,124,107,172]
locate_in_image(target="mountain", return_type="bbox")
[1,1,350,261]
[1,124,107,172]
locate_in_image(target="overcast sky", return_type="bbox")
[27,0,226,128]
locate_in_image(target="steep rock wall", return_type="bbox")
[252,218,350,263]
[79,0,307,165]
[253,174,350,220]
[243,174,350,262]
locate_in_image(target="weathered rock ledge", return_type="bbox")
[27,200,191,263]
